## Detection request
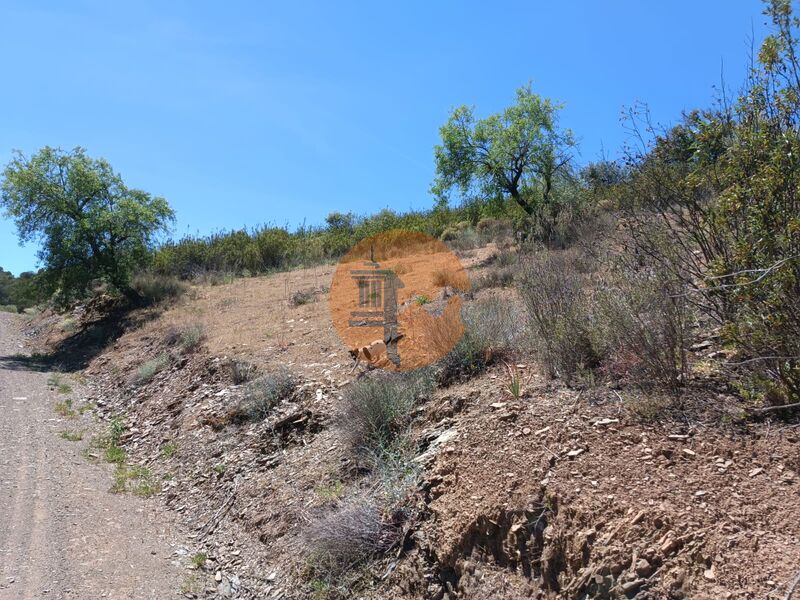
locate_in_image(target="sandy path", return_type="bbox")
[0,312,184,599]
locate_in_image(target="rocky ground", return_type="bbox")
[0,312,188,599]
[20,245,800,599]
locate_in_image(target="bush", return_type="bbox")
[227,358,257,384]
[436,295,518,385]
[473,266,515,291]
[306,499,399,582]
[134,353,170,385]
[342,370,433,453]
[431,268,470,291]
[595,272,690,391]
[519,250,602,381]
[236,370,297,422]
[130,273,186,306]
[290,289,316,306]
[177,324,205,353]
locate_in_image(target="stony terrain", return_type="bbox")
[0,312,187,599]
[20,245,800,599]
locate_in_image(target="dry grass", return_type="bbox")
[431,268,470,291]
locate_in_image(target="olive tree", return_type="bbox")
[1,146,174,304]
[431,84,577,219]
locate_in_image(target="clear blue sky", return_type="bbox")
[0,1,771,275]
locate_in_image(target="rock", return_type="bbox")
[522,427,531,435]
[593,418,619,427]
[703,567,716,581]
[621,579,644,593]
[217,579,233,596]
[635,558,654,578]
[691,340,713,351]
[215,570,223,582]
[748,467,764,477]
[566,448,585,459]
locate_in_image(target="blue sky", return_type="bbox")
[0,1,770,275]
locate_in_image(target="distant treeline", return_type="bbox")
[151,203,524,279]
[0,268,41,312]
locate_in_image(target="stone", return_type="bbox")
[635,558,654,578]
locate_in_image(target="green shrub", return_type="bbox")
[134,353,170,385]
[343,370,433,453]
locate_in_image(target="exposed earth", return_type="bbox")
[6,243,800,599]
[0,312,187,599]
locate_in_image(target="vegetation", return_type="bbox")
[0,267,43,311]
[0,147,174,306]
[341,370,433,454]
[134,353,170,386]
[234,370,297,422]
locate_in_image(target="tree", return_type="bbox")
[431,84,577,218]
[1,147,174,304]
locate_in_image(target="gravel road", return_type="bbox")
[0,312,184,599]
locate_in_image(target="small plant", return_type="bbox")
[111,464,161,496]
[160,443,177,458]
[48,374,73,394]
[181,574,203,595]
[105,445,127,465]
[414,294,431,306]
[59,429,83,441]
[54,398,76,417]
[504,363,533,400]
[291,289,316,306]
[227,358,257,384]
[134,353,170,385]
[213,463,226,476]
[233,370,298,422]
[316,481,345,503]
[191,552,208,569]
[178,324,205,353]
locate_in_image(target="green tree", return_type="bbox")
[431,84,577,218]
[1,147,174,304]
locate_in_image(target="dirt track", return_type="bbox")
[0,312,183,599]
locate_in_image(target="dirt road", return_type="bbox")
[0,312,184,599]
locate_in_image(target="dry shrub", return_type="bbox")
[291,288,316,306]
[436,294,518,385]
[595,271,690,392]
[519,250,601,381]
[232,370,297,422]
[163,323,206,353]
[306,498,401,584]
[226,358,257,384]
[130,272,186,305]
[431,268,470,291]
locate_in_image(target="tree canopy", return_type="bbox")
[1,147,174,304]
[431,84,576,218]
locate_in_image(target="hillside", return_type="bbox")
[25,239,800,599]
